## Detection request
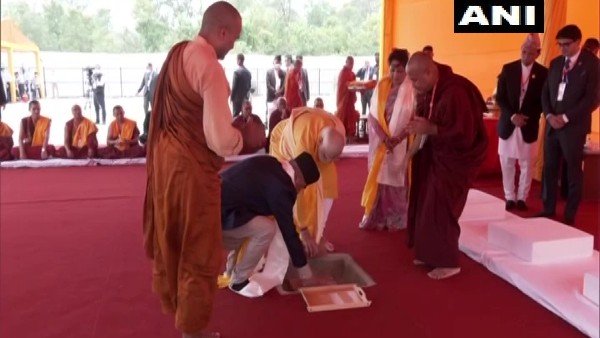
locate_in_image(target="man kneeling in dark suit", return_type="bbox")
[220,152,327,297]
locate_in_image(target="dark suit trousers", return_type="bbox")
[142,93,152,135]
[232,100,243,117]
[361,90,373,115]
[542,126,587,220]
[93,93,106,124]
[143,92,151,115]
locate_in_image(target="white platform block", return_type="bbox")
[466,189,505,205]
[583,271,599,306]
[488,218,594,263]
[460,201,507,223]
[460,190,507,223]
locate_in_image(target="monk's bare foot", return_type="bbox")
[427,267,461,280]
[413,259,425,266]
[183,331,220,338]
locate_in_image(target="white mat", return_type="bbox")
[460,190,599,338]
[1,145,368,169]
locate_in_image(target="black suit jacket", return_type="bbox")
[300,68,310,102]
[138,71,158,101]
[496,60,548,143]
[266,68,285,102]
[231,66,252,104]
[542,50,599,135]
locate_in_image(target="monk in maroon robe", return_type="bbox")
[55,104,99,159]
[12,100,55,160]
[98,105,146,159]
[231,100,266,154]
[284,59,304,110]
[267,97,290,151]
[406,52,488,280]
[0,120,14,161]
[335,56,359,141]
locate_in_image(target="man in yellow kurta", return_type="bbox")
[12,100,54,160]
[55,104,99,159]
[269,107,345,252]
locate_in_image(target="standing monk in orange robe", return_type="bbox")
[284,58,304,110]
[0,119,14,161]
[12,100,55,160]
[55,104,98,159]
[143,2,243,338]
[98,105,146,159]
[336,56,359,141]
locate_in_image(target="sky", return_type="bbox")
[1,0,352,32]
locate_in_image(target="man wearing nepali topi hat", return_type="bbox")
[496,33,548,212]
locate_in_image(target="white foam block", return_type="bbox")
[460,201,507,223]
[583,270,599,306]
[488,218,594,263]
[466,189,505,205]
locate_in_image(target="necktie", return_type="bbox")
[562,57,570,83]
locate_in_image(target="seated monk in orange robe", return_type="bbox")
[98,105,146,159]
[335,56,359,141]
[55,104,99,159]
[11,100,55,160]
[284,59,304,110]
[232,100,266,154]
[0,120,14,161]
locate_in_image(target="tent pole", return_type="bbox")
[7,48,16,103]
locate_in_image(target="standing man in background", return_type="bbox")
[143,2,244,337]
[495,34,548,211]
[266,55,285,118]
[356,60,376,115]
[336,56,358,142]
[231,53,252,117]
[538,25,599,226]
[92,70,106,125]
[137,63,158,141]
[296,55,310,106]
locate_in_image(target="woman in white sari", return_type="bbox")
[360,49,414,230]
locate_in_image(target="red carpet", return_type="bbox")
[1,159,595,338]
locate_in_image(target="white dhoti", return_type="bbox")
[241,197,335,297]
[498,127,537,201]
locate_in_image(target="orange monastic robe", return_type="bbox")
[144,38,242,334]
[11,115,55,159]
[284,68,303,110]
[336,66,358,138]
[56,118,98,159]
[269,107,345,240]
[109,118,138,151]
[0,122,14,161]
[98,119,145,159]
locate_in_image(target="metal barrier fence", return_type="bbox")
[40,66,344,99]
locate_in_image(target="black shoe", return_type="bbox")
[516,200,528,211]
[533,211,555,218]
[563,216,575,226]
[505,200,516,210]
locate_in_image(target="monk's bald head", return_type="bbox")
[406,51,438,94]
[199,1,242,60]
[318,126,345,163]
